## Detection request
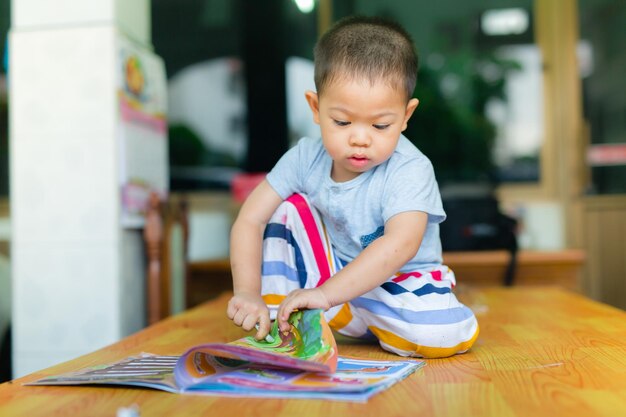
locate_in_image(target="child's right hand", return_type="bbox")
[226,292,271,341]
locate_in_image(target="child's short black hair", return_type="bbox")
[313,16,418,101]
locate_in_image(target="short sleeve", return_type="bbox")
[265,146,301,199]
[266,137,321,199]
[381,156,446,224]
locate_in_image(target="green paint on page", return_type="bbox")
[242,310,330,359]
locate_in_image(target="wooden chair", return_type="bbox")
[143,192,190,325]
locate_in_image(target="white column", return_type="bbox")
[10,0,153,377]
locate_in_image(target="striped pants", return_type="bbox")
[261,194,479,358]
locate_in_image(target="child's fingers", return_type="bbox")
[255,313,271,340]
[232,308,247,327]
[278,295,300,332]
[276,302,289,332]
[278,314,291,333]
[226,299,238,320]
[241,314,258,332]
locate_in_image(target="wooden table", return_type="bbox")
[2,286,626,416]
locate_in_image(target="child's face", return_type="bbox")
[305,77,419,182]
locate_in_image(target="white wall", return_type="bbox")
[12,0,150,46]
[9,0,153,377]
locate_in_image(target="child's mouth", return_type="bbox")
[349,156,369,167]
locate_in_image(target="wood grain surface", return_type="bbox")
[2,286,626,416]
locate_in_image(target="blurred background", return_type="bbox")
[0,0,625,381]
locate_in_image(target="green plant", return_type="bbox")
[405,55,520,185]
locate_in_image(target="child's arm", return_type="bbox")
[276,210,428,332]
[227,179,283,340]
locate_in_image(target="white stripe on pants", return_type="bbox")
[260,194,479,358]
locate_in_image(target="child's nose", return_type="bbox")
[349,129,371,147]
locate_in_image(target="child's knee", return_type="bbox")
[370,316,479,358]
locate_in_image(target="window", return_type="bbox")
[579,0,626,194]
[350,0,539,186]
[152,0,319,191]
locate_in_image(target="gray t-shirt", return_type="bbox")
[266,135,446,271]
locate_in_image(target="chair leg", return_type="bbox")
[144,192,163,325]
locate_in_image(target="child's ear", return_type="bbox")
[401,98,419,131]
[304,90,321,125]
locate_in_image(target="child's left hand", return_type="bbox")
[277,288,332,332]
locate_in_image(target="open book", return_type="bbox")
[28,309,423,402]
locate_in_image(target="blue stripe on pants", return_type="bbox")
[381,282,451,297]
[350,297,474,325]
[262,261,299,282]
[263,223,307,288]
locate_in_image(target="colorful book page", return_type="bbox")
[27,355,180,392]
[28,354,423,403]
[26,308,424,401]
[177,308,337,384]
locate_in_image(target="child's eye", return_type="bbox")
[373,124,390,130]
[333,119,350,127]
